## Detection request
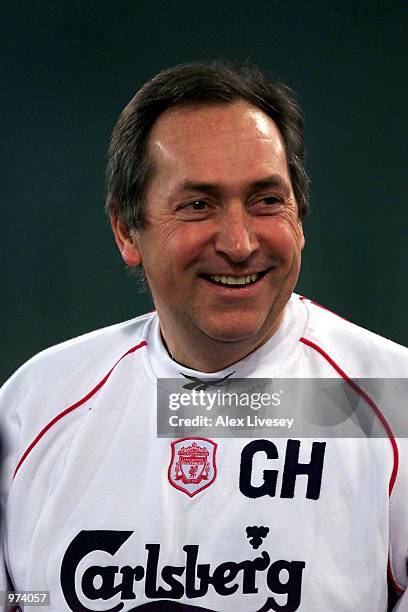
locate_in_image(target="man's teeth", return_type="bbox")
[209,273,259,285]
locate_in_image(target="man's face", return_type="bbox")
[115,101,305,351]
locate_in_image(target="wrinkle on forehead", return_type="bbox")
[152,139,287,171]
[145,101,291,196]
[148,101,286,159]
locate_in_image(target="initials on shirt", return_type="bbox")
[240,439,327,500]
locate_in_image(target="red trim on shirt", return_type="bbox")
[299,337,398,492]
[299,296,349,322]
[13,340,147,479]
[299,336,403,594]
[388,559,404,595]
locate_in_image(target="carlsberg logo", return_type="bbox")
[61,530,305,611]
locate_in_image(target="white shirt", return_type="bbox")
[1,294,407,611]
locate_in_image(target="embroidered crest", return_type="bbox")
[168,437,217,497]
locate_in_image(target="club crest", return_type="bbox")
[168,437,217,497]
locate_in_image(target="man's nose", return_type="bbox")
[214,203,259,262]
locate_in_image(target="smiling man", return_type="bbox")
[1,62,408,612]
[111,99,304,372]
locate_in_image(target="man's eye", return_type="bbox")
[261,196,281,206]
[176,199,211,220]
[250,196,283,214]
[186,200,207,210]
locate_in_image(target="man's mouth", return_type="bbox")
[202,269,270,287]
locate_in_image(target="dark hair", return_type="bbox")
[106,61,309,229]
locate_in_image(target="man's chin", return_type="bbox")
[194,303,286,350]
[198,318,271,346]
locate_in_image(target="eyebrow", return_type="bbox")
[175,174,289,196]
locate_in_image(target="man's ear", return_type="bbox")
[110,215,142,266]
[298,220,305,251]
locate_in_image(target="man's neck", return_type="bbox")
[159,313,284,373]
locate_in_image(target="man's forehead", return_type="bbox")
[148,100,284,151]
[145,101,288,187]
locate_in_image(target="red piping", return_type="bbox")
[388,559,404,595]
[299,336,402,594]
[13,340,147,479]
[299,296,349,322]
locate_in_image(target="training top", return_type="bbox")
[0,294,408,611]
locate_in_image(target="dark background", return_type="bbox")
[2,1,407,383]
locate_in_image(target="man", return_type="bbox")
[0,62,407,611]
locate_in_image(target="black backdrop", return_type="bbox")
[2,1,407,383]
